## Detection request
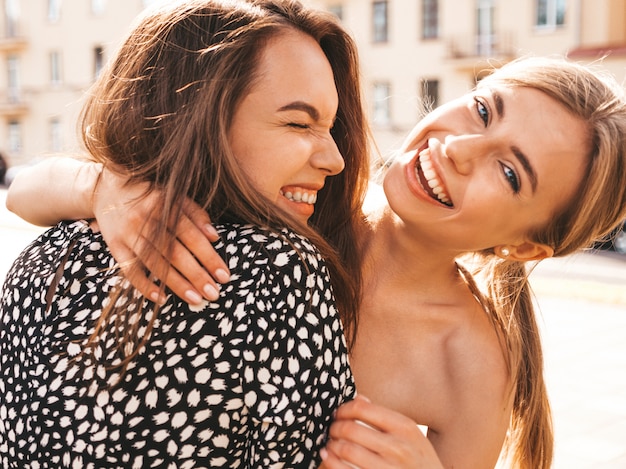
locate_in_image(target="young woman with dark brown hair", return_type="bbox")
[0,0,371,467]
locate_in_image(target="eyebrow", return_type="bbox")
[277,101,320,121]
[492,89,538,194]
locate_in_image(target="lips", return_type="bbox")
[415,148,453,207]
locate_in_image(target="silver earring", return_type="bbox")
[500,247,510,258]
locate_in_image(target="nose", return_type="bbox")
[312,134,345,176]
[441,134,486,174]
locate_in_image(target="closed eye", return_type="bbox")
[287,122,310,129]
[500,162,521,194]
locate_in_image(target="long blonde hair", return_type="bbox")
[461,56,626,469]
[78,0,369,371]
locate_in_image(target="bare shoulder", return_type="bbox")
[426,298,514,468]
[447,297,512,404]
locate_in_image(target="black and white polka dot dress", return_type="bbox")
[0,220,355,468]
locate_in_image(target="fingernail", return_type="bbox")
[185,290,203,305]
[203,284,219,301]
[319,448,328,460]
[215,268,231,284]
[204,224,219,238]
[149,291,166,305]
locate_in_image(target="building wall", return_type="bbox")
[0,0,153,167]
[1,0,626,167]
[310,0,626,161]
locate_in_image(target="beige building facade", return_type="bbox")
[310,0,626,160]
[1,0,626,167]
[0,0,161,168]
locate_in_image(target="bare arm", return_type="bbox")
[6,157,100,226]
[6,156,230,304]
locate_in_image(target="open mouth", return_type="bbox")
[415,148,453,207]
[280,187,318,205]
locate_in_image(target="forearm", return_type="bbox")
[6,157,100,226]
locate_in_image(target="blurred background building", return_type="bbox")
[0,0,625,169]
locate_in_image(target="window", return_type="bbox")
[420,79,439,111]
[94,46,104,80]
[50,118,62,152]
[5,0,20,37]
[422,0,438,39]
[48,0,61,22]
[372,82,391,126]
[372,1,388,43]
[50,51,61,85]
[476,0,494,55]
[92,0,106,15]
[8,120,22,153]
[7,55,20,102]
[536,0,565,28]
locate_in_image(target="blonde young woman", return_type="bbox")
[8,57,626,469]
[0,0,373,467]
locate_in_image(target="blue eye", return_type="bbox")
[501,163,521,193]
[474,97,489,127]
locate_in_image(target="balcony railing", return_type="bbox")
[0,90,29,115]
[0,20,28,52]
[446,31,516,60]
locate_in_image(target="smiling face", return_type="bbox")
[383,85,590,255]
[228,28,344,224]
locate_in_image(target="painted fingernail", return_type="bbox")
[204,224,219,238]
[203,284,219,301]
[215,268,231,284]
[149,291,166,305]
[185,290,203,305]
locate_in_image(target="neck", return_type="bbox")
[357,203,463,300]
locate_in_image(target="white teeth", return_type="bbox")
[418,149,452,206]
[280,189,317,205]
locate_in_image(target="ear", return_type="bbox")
[496,242,554,261]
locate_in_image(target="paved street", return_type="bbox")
[1,187,625,468]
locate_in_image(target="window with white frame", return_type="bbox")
[476,0,495,55]
[48,0,61,22]
[372,0,388,43]
[8,120,22,153]
[5,0,20,37]
[50,118,62,152]
[536,0,565,28]
[50,51,61,85]
[7,55,20,102]
[372,82,391,126]
[92,0,106,15]
[422,0,438,39]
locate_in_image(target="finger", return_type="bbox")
[117,256,167,305]
[167,237,223,302]
[319,446,364,469]
[181,198,220,242]
[132,234,209,305]
[334,396,417,436]
[174,214,231,285]
[329,417,393,457]
[324,438,388,469]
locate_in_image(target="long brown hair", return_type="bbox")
[461,56,626,469]
[79,0,369,370]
